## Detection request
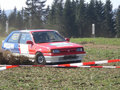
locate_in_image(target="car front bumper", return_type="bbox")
[44,54,86,63]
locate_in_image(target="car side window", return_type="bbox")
[7,33,20,43]
[20,33,32,44]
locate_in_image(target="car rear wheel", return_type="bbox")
[35,52,46,65]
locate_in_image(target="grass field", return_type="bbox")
[0,37,120,90]
[71,38,120,45]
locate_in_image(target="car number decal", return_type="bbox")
[20,44,29,54]
[11,33,20,40]
[4,43,14,49]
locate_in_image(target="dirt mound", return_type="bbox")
[0,52,33,65]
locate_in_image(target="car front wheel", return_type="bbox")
[35,52,46,65]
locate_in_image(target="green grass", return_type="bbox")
[71,38,120,45]
[0,37,120,90]
[0,37,5,46]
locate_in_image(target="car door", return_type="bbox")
[4,32,20,53]
[19,32,34,56]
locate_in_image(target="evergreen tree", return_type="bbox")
[0,8,2,33]
[87,0,96,23]
[0,10,7,33]
[0,10,7,27]
[115,6,120,37]
[46,0,59,29]
[25,0,46,29]
[55,0,64,33]
[24,7,31,29]
[86,0,96,37]
[8,7,17,28]
[76,0,86,37]
[0,8,1,23]
[46,0,65,35]
[95,0,105,37]
[63,0,76,37]
[16,11,24,29]
[43,6,50,24]
[103,0,115,37]
[71,0,78,37]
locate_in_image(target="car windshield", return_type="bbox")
[32,31,66,43]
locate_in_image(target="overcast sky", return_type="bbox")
[0,0,120,10]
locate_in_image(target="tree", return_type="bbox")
[1,10,7,28]
[76,0,86,37]
[43,6,50,24]
[44,0,117,38]
[0,10,7,33]
[25,0,46,29]
[103,0,115,37]
[16,11,24,29]
[46,0,65,35]
[0,8,1,24]
[46,0,59,29]
[95,0,105,37]
[8,7,17,28]
[85,0,96,37]
[55,0,64,34]
[63,0,76,37]
[115,5,120,37]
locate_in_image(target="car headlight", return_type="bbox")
[76,48,83,52]
[52,49,60,53]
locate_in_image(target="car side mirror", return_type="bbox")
[65,38,70,42]
[26,40,33,45]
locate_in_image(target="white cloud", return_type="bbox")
[0,0,26,10]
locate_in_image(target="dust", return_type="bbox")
[0,52,3,62]
[0,52,8,64]
[0,51,33,65]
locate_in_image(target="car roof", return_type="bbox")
[12,29,56,33]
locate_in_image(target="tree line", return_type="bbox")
[0,0,120,38]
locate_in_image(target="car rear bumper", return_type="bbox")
[44,54,86,63]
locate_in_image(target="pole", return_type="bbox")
[92,24,95,38]
[6,20,9,33]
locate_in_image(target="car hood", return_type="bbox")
[36,41,83,50]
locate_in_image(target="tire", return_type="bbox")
[35,52,46,65]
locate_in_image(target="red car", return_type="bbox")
[2,29,86,64]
